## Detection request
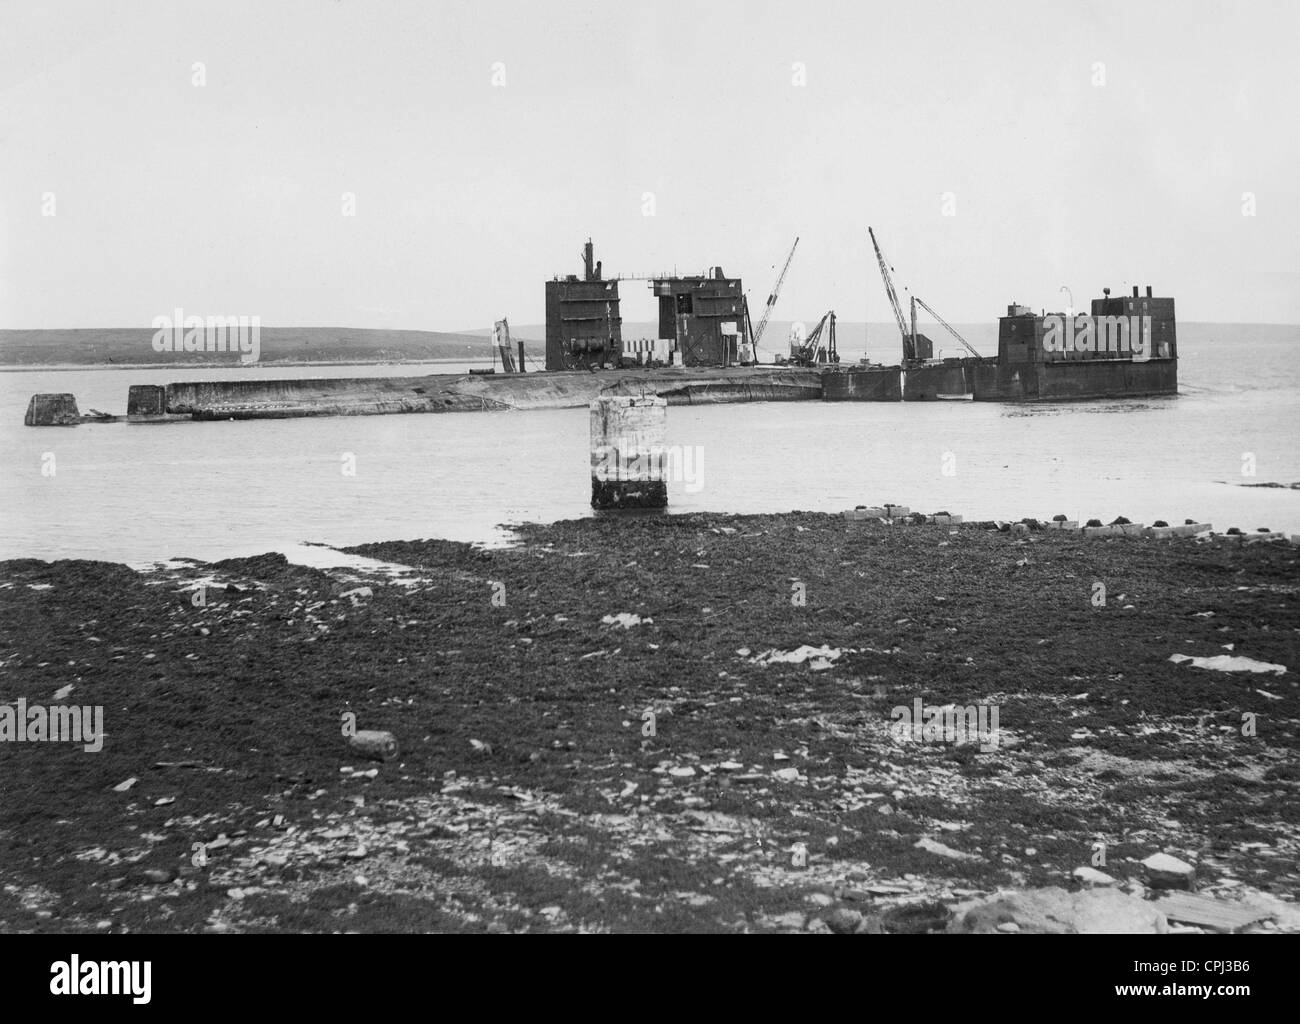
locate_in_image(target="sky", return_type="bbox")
[1,0,1297,330]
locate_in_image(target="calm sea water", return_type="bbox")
[2,327,1298,567]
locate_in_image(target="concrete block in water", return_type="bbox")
[1173,523,1212,537]
[1145,526,1176,539]
[127,384,167,416]
[24,393,80,426]
[590,395,668,509]
[1117,523,1145,536]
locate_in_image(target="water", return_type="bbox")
[2,327,1298,566]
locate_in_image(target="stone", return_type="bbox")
[1072,866,1118,887]
[915,837,981,861]
[1151,892,1272,933]
[1141,852,1195,889]
[348,729,399,761]
[949,887,1168,934]
[824,907,864,934]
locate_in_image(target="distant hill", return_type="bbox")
[0,327,497,367]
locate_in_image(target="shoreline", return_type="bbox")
[1,511,1296,933]
[0,357,498,373]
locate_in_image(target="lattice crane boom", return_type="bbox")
[752,236,799,351]
[913,295,981,359]
[869,227,915,362]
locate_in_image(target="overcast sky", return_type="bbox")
[2,0,1297,330]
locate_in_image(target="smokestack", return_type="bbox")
[1132,286,1139,298]
[583,239,595,282]
[517,340,525,373]
[1146,286,1152,298]
[595,260,602,281]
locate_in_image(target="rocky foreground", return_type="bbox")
[1,512,1297,933]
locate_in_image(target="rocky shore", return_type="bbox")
[1,513,1296,933]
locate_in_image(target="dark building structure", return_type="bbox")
[826,285,1178,402]
[652,268,746,367]
[545,240,622,371]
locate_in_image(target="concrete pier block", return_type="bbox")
[24,393,80,426]
[1047,520,1079,531]
[1173,523,1212,537]
[1084,526,1117,538]
[1145,527,1176,539]
[127,384,167,416]
[1118,523,1145,536]
[590,395,668,509]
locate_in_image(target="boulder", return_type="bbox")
[948,887,1168,934]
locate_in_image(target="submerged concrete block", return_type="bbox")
[590,395,668,509]
[24,393,80,426]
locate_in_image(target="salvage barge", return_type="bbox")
[824,285,1178,403]
[825,230,1177,402]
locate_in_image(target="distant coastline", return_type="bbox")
[0,357,496,373]
[0,326,524,369]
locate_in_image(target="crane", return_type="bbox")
[791,310,837,366]
[752,236,799,352]
[911,295,981,359]
[868,227,915,362]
